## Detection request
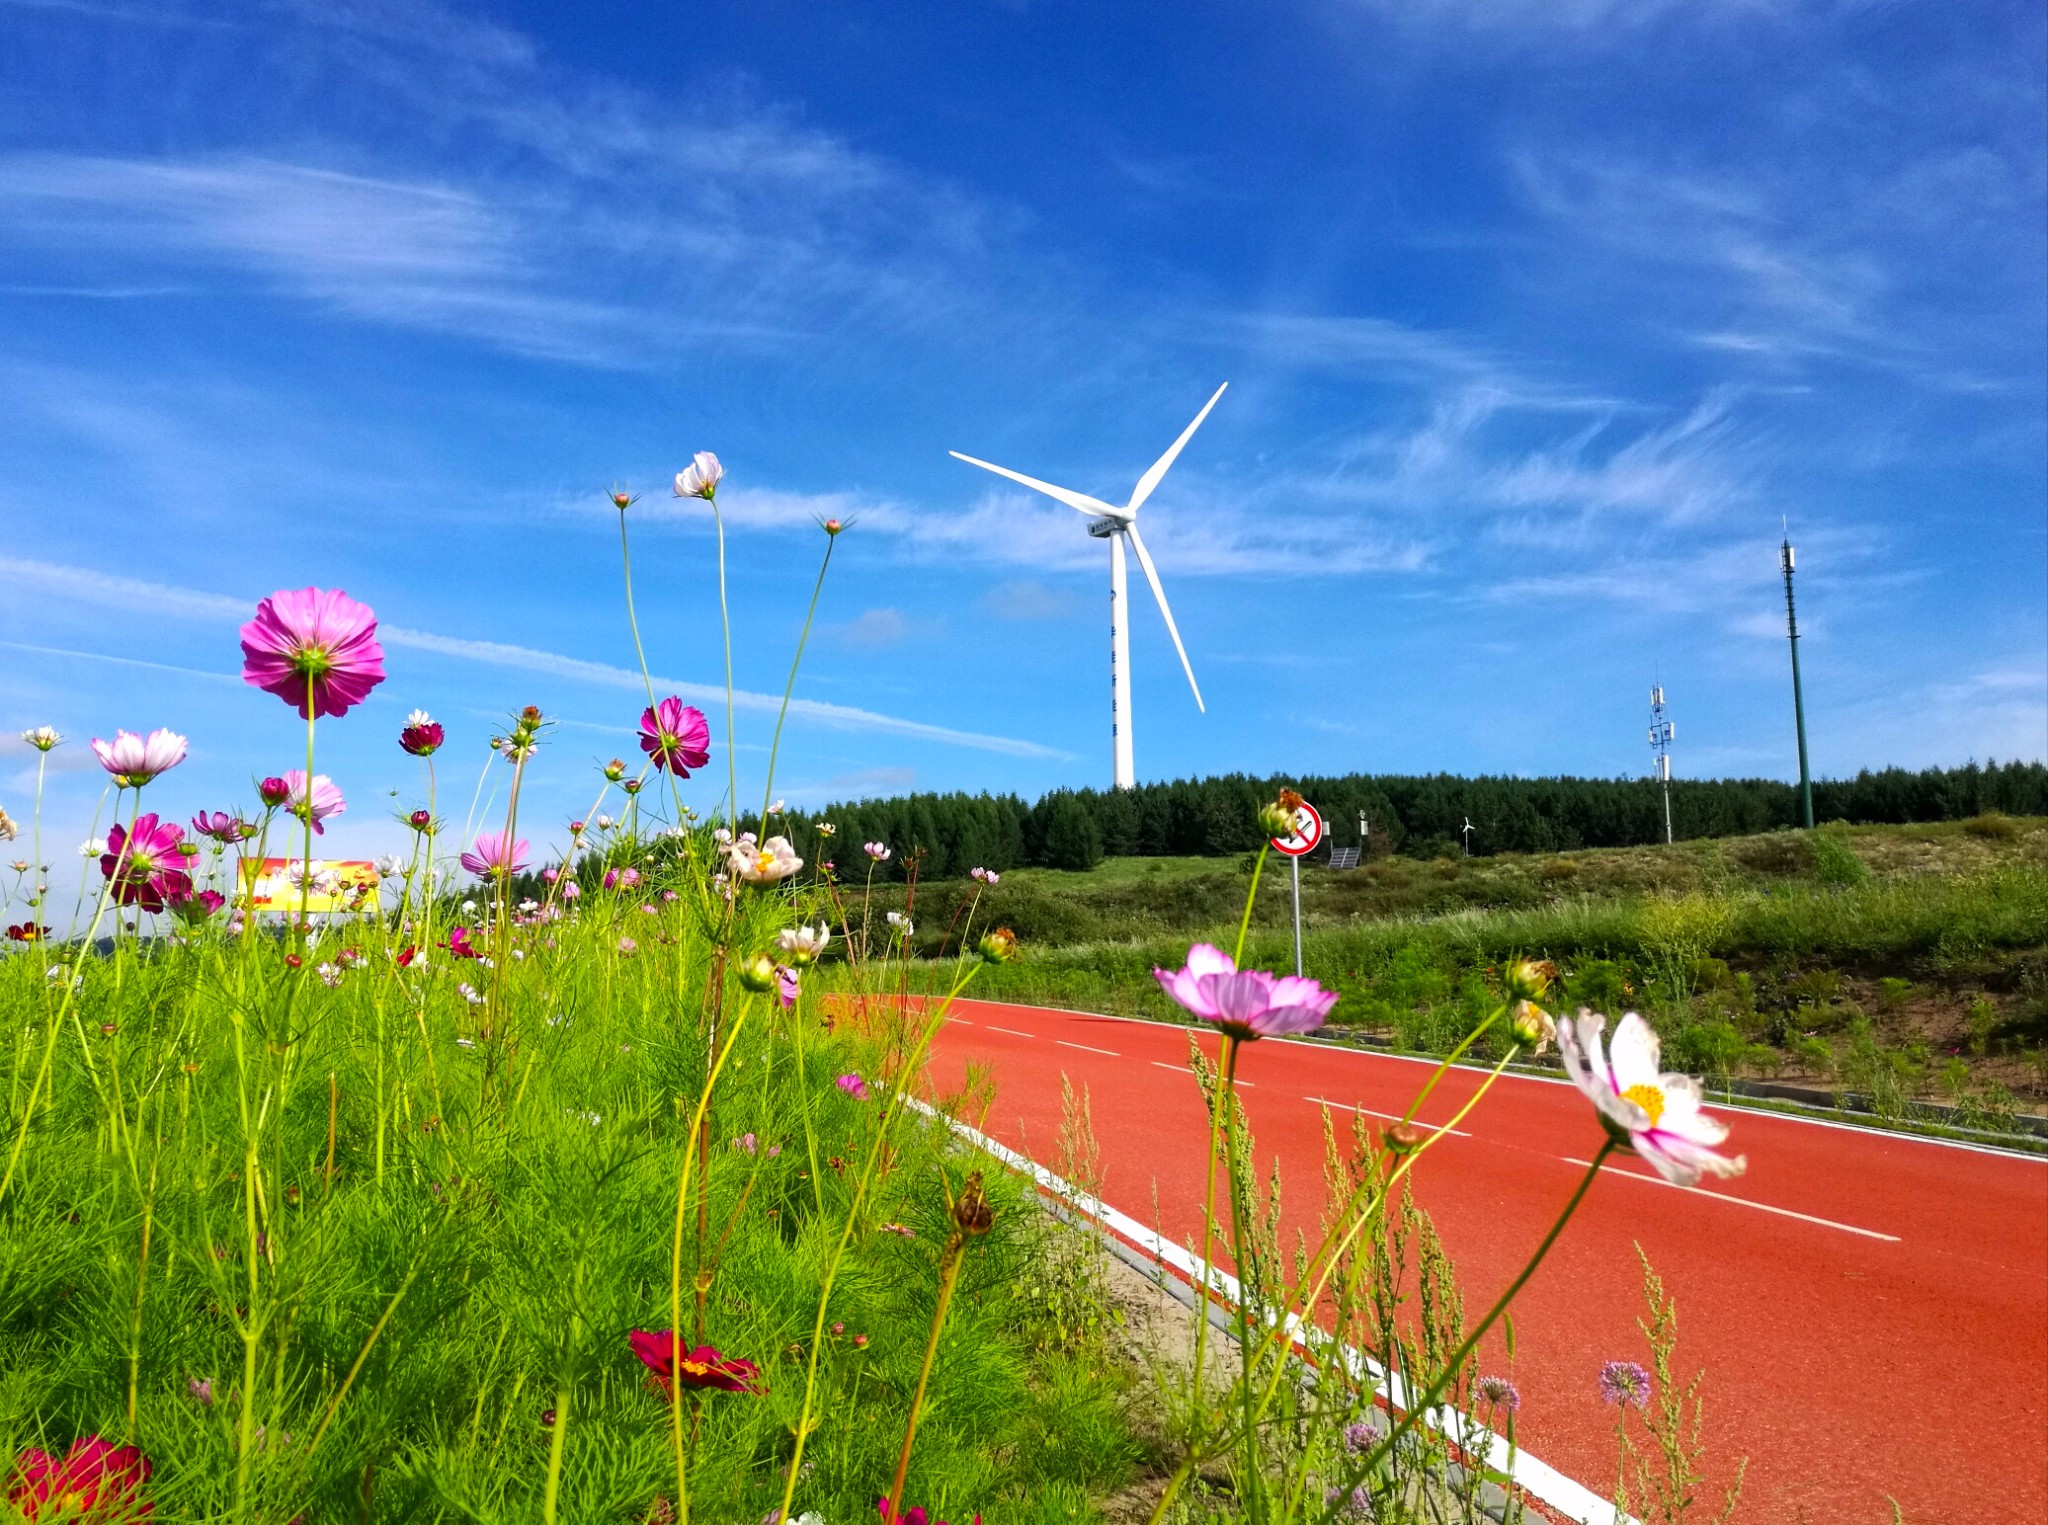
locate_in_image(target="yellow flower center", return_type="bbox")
[1622,1082,1665,1127]
[678,1358,710,1377]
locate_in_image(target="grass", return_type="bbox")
[0,851,1142,1523]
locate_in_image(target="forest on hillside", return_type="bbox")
[748,760,2048,878]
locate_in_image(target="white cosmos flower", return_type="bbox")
[22,726,61,752]
[885,910,913,936]
[373,854,404,878]
[1557,1010,1746,1187]
[729,835,802,885]
[775,923,831,965]
[673,450,724,500]
[80,838,107,858]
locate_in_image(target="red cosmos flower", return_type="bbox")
[627,1331,762,1398]
[101,816,192,913]
[637,697,710,777]
[395,946,419,967]
[8,1435,153,1520]
[399,710,444,757]
[6,923,51,942]
[239,587,386,719]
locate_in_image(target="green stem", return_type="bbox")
[1222,1038,1263,1525]
[710,494,738,823]
[300,677,316,944]
[541,1383,574,1524]
[775,962,983,1525]
[1350,1142,1616,1489]
[618,503,661,715]
[758,533,837,823]
[885,1235,967,1517]
[1235,844,1269,966]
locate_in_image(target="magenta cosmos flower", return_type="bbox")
[638,697,710,776]
[101,815,192,912]
[1557,1011,1746,1188]
[460,830,530,881]
[1153,943,1337,1042]
[90,729,187,788]
[280,771,345,835]
[240,587,386,718]
[8,1435,153,1521]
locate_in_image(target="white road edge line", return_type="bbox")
[1561,1157,1902,1243]
[1151,1060,1251,1085]
[987,1026,1037,1039]
[1056,1039,1120,1057]
[1307,1096,1469,1138]
[948,1017,973,1025]
[905,1095,1631,1525]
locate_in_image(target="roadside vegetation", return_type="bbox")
[836,816,2048,1129]
[2,464,1776,1523]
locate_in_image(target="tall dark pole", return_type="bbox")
[1781,536,1815,829]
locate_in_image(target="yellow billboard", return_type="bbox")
[238,858,381,914]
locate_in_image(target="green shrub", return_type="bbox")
[1964,812,2020,840]
[1811,829,1871,886]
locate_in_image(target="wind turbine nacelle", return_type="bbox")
[1087,516,1127,539]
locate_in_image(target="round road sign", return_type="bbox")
[1270,801,1323,857]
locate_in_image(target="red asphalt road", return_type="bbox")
[913,998,2048,1525]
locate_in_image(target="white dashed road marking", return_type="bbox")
[1056,1039,1120,1057]
[988,1026,1037,1039]
[1562,1157,1900,1242]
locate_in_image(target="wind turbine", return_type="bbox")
[950,384,1226,790]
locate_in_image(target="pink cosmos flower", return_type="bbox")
[460,831,529,880]
[280,771,345,835]
[190,811,250,844]
[1153,943,1337,1042]
[775,964,800,1008]
[90,729,187,788]
[444,926,482,959]
[836,1072,870,1101]
[101,815,192,912]
[239,587,386,718]
[638,697,711,776]
[399,709,444,756]
[1557,1011,1746,1188]
[8,1435,153,1521]
[167,888,226,926]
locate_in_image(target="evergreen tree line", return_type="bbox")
[752,760,2048,879]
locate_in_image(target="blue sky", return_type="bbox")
[0,0,2042,887]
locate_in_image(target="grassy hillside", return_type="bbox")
[850,815,2048,1126]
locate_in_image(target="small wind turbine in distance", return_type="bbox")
[950,384,1227,790]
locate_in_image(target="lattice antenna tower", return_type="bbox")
[1648,684,1676,845]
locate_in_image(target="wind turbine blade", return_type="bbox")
[1125,382,1228,516]
[948,451,1117,517]
[1125,524,1204,713]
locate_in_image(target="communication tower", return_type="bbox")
[1649,686,1675,845]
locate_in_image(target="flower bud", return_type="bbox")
[408,809,434,832]
[952,1170,994,1236]
[1502,959,1556,1004]
[258,776,290,807]
[622,778,642,795]
[736,953,779,993]
[604,759,627,782]
[1383,1123,1425,1155]
[823,518,843,536]
[1258,800,1298,839]
[1508,999,1554,1051]
[610,490,635,511]
[978,927,1019,964]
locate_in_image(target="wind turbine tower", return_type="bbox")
[950,385,1225,789]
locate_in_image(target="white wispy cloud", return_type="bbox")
[0,556,1066,758]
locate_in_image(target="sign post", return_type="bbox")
[1269,800,1323,979]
